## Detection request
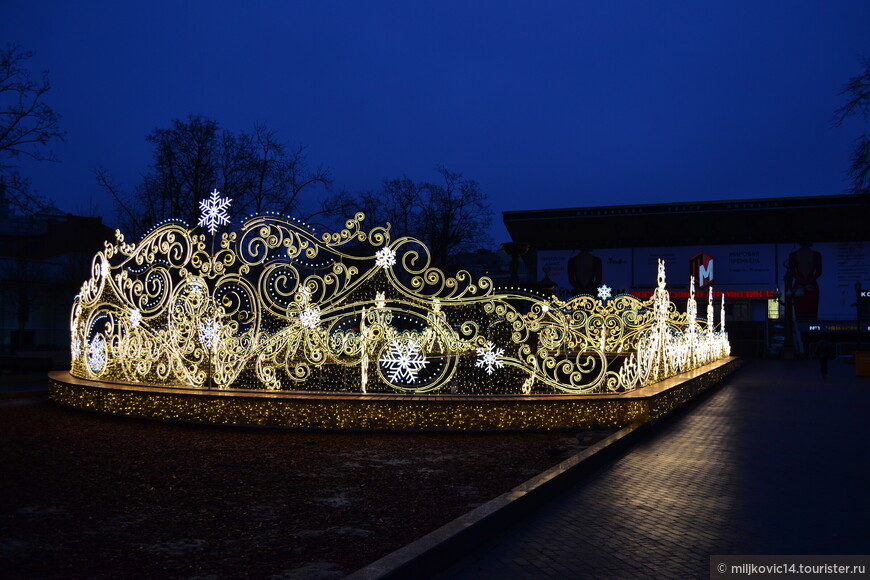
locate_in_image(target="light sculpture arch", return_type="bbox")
[69,199,730,396]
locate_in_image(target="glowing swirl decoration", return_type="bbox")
[69,212,730,395]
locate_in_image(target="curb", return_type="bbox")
[345,421,649,580]
[345,362,741,580]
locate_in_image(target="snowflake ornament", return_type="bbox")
[597,284,612,301]
[375,247,397,269]
[88,335,106,373]
[130,308,142,328]
[299,307,321,329]
[198,189,232,235]
[99,258,110,279]
[475,341,505,375]
[198,317,221,349]
[188,278,205,299]
[379,339,428,383]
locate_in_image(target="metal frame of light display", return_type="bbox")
[69,191,730,396]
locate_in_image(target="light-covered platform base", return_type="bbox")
[48,357,739,430]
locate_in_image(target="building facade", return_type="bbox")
[503,194,870,357]
[0,205,113,362]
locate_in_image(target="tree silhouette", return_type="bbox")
[359,166,492,269]
[833,56,870,194]
[97,115,346,236]
[0,42,65,214]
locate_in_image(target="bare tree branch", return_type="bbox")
[833,56,870,194]
[0,43,65,215]
[833,56,870,127]
[358,166,493,269]
[847,134,870,194]
[97,115,338,237]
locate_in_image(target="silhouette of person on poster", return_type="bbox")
[568,249,602,295]
[785,241,822,320]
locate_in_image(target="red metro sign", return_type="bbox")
[689,252,714,288]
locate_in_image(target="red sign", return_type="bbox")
[630,290,774,299]
[689,252,714,287]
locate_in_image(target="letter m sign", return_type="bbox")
[689,252,714,287]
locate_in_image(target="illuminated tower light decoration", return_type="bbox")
[198,188,232,235]
[476,341,505,375]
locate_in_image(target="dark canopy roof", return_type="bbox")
[503,194,870,250]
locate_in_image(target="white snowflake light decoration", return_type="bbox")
[198,189,232,235]
[379,339,428,383]
[129,308,141,328]
[87,335,106,374]
[299,307,321,329]
[375,247,397,269]
[198,317,221,349]
[475,341,505,375]
[99,258,109,279]
[597,284,612,301]
[188,278,205,299]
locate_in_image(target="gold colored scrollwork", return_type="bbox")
[70,214,730,394]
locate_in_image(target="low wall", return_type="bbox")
[48,357,740,430]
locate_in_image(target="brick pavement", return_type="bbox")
[433,359,870,579]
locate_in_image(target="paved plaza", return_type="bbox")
[433,358,870,579]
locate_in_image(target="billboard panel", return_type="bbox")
[538,242,870,321]
[777,241,870,321]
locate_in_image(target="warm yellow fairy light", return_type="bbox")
[69,212,730,395]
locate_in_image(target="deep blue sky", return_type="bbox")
[3,1,869,244]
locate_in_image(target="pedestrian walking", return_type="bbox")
[814,338,835,379]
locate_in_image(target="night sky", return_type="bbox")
[3,1,869,244]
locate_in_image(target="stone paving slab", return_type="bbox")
[430,358,870,579]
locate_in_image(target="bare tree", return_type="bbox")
[359,166,492,269]
[0,43,65,214]
[359,176,423,237]
[239,125,332,217]
[421,166,492,268]
[98,115,340,237]
[833,56,870,194]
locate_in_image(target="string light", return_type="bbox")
[68,204,730,397]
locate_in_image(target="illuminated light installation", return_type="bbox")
[198,189,232,235]
[69,199,730,395]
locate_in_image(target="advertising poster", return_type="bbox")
[777,241,870,321]
[539,242,870,320]
[632,245,777,289]
[538,249,632,296]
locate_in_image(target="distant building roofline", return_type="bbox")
[503,193,863,223]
